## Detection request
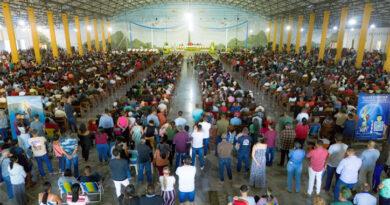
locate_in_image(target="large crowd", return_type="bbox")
[0,45,389,205]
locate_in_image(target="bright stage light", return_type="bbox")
[286,26,291,31]
[266,28,270,32]
[73,28,78,32]
[370,24,376,29]
[348,18,356,26]
[108,27,112,32]
[87,26,91,31]
[37,26,43,32]
[184,12,193,21]
[18,20,26,26]
[350,28,354,31]
[333,26,338,31]
[300,28,304,32]
[249,29,253,34]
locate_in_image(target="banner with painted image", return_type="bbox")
[355,93,390,140]
[7,96,45,140]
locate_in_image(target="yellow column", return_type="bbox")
[306,13,315,54]
[267,21,272,44]
[27,8,41,64]
[369,30,374,52]
[2,3,19,63]
[286,17,293,53]
[295,15,303,54]
[278,19,284,52]
[85,18,92,52]
[318,11,330,60]
[107,21,111,45]
[335,8,348,63]
[93,19,99,51]
[384,34,390,72]
[62,13,72,56]
[101,20,106,52]
[272,20,278,51]
[47,11,58,58]
[355,3,372,68]
[74,16,83,56]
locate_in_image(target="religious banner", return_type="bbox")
[7,96,45,140]
[355,93,390,140]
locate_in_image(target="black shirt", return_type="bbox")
[109,158,130,181]
[137,144,151,163]
[139,195,163,205]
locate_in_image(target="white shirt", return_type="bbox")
[176,166,196,192]
[296,112,309,124]
[159,176,176,191]
[199,121,211,139]
[328,143,348,167]
[336,155,362,184]
[8,163,26,184]
[192,131,204,148]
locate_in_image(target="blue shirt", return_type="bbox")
[0,156,10,177]
[343,120,356,137]
[60,137,78,158]
[99,114,114,129]
[353,192,377,205]
[360,148,380,171]
[237,135,251,153]
[192,109,203,122]
[174,117,187,128]
[336,155,362,184]
[146,114,159,127]
[288,149,306,165]
[230,117,242,126]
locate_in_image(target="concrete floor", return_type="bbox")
[0,53,377,205]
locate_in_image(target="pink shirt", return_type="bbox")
[264,130,277,148]
[306,147,328,172]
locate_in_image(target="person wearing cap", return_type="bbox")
[217,133,233,184]
[236,128,252,172]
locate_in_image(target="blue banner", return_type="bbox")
[355,94,390,140]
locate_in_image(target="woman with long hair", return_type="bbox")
[66,183,89,204]
[78,123,91,162]
[8,155,28,205]
[257,187,278,205]
[94,128,109,164]
[117,111,130,144]
[130,120,144,147]
[154,138,170,175]
[38,181,62,205]
[159,167,175,205]
[250,118,261,145]
[249,137,267,188]
[118,184,139,205]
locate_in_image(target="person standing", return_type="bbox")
[64,98,77,132]
[264,124,277,166]
[60,132,79,178]
[249,137,267,188]
[353,183,377,205]
[286,142,306,193]
[130,120,144,147]
[139,183,163,204]
[174,111,187,128]
[154,139,170,176]
[306,140,328,196]
[8,156,27,205]
[373,142,389,192]
[173,125,190,169]
[334,148,362,201]
[378,175,390,205]
[279,123,296,166]
[358,140,380,190]
[191,124,205,170]
[296,109,309,124]
[215,114,229,156]
[77,123,91,162]
[176,156,196,205]
[295,118,309,147]
[1,149,14,200]
[99,109,114,141]
[324,134,348,192]
[199,117,211,157]
[28,129,55,177]
[279,112,293,131]
[30,114,45,137]
[342,113,356,145]
[146,110,160,128]
[94,128,109,164]
[217,133,233,184]
[159,167,176,205]
[109,148,131,198]
[236,128,252,172]
[144,120,158,149]
[192,104,203,123]
[137,138,152,183]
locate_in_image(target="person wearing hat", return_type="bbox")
[217,133,233,184]
[236,128,252,172]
